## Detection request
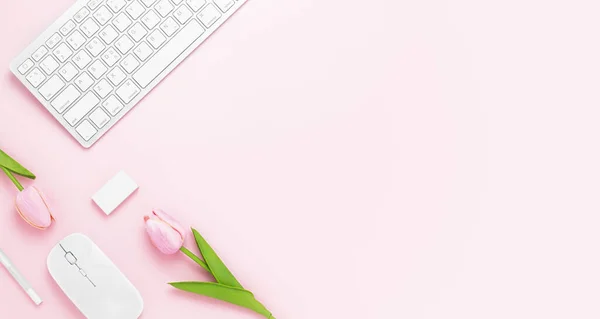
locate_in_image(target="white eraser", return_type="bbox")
[92,171,139,215]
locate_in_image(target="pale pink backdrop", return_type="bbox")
[2,0,600,318]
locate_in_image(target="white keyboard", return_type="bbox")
[10,0,247,148]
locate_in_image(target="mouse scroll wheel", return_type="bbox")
[64,252,78,265]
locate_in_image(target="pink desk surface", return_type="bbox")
[3,0,600,318]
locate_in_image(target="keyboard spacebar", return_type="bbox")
[133,20,205,88]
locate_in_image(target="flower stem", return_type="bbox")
[180,246,210,272]
[1,167,24,191]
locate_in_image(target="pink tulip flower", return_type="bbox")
[15,186,54,230]
[144,209,186,255]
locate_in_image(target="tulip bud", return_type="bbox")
[144,209,186,255]
[15,186,54,230]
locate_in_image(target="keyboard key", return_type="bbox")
[186,0,206,12]
[198,4,221,28]
[107,0,127,12]
[126,1,146,19]
[66,30,87,50]
[103,95,125,115]
[100,25,119,44]
[64,91,100,125]
[73,50,93,69]
[214,0,234,12]
[53,43,73,62]
[141,10,161,29]
[107,67,127,85]
[147,30,166,49]
[51,85,80,113]
[93,6,114,25]
[89,60,108,79]
[134,42,153,61]
[40,55,60,75]
[26,68,46,88]
[76,120,97,141]
[18,59,34,74]
[115,35,135,54]
[116,80,140,103]
[88,0,102,10]
[60,20,76,36]
[141,0,157,7]
[121,54,140,73]
[128,23,148,42]
[74,7,90,23]
[113,13,133,32]
[75,72,94,91]
[93,79,113,98]
[59,62,79,81]
[46,33,62,48]
[174,5,193,24]
[86,38,106,57]
[32,46,49,62]
[172,0,183,4]
[81,19,100,37]
[155,0,174,17]
[160,17,180,36]
[102,47,121,67]
[90,108,110,128]
[134,20,205,88]
[38,75,65,100]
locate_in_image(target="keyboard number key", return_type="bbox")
[53,43,73,63]
[214,0,234,12]
[66,30,87,50]
[18,59,35,74]
[155,0,174,17]
[26,68,46,88]
[134,42,153,61]
[88,60,108,79]
[100,25,119,45]
[73,50,93,69]
[89,108,110,128]
[147,30,166,49]
[40,55,60,75]
[74,8,90,23]
[126,1,146,19]
[198,4,221,28]
[107,0,127,12]
[103,95,125,115]
[93,6,114,26]
[121,54,140,73]
[32,47,49,62]
[59,62,79,81]
[186,0,206,12]
[81,19,100,37]
[160,17,179,36]
[60,20,76,36]
[93,79,113,98]
[75,72,95,91]
[113,13,133,32]
[141,10,161,29]
[107,67,127,86]
[116,80,140,103]
[46,33,62,48]
[38,75,65,100]
[76,120,98,141]
[174,5,193,24]
[128,23,148,42]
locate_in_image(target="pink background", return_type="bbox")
[2,0,600,318]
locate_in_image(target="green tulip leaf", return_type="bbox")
[169,282,274,319]
[0,150,35,179]
[192,228,243,289]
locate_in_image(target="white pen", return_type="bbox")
[0,249,43,305]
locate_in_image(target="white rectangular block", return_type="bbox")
[92,171,138,215]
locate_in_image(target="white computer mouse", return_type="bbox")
[47,233,144,319]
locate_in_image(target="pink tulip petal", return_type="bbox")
[152,209,186,238]
[15,186,52,229]
[144,218,184,255]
